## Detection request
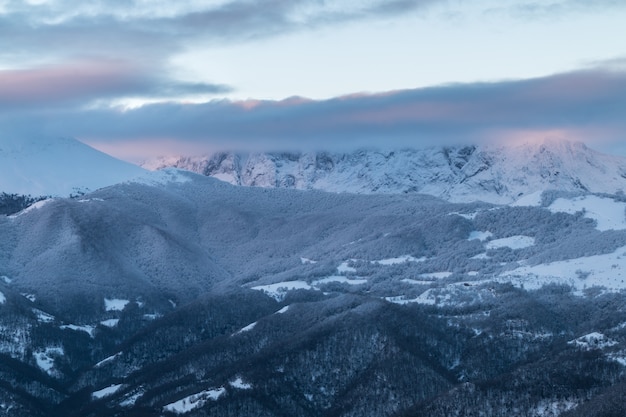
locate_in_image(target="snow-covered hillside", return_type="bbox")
[0,136,145,196]
[143,139,626,204]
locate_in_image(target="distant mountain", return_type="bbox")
[143,139,626,204]
[0,136,145,197]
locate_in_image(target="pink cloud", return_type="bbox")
[0,59,143,106]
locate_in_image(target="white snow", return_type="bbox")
[100,319,120,328]
[337,261,357,274]
[300,257,317,264]
[486,235,535,250]
[95,352,122,368]
[130,168,191,187]
[8,198,54,218]
[163,387,226,414]
[77,198,104,203]
[401,279,435,285]
[0,291,5,304]
[420,272,452,279]
[92,384,123,400]
[452,211,479,220]
[610,353,626,367]
[549,195,626,231]
[104,298,129,311]
[468,231,493,241]
[511,190,544,207]
[251,281,315,301]
[120,389,144,407]
[0,136,145,197]
[33,347,64,375]
[234,322,257,335]
[371,255,426,265]
[60,324,95,338]
[33,309,55,323]
[568,332,618,350]
[501,245,626,292]
[22,293,36,302]
[0,276,11,284]
[229,376,253,390]
[312,276,367,285]
[275,306,290,314]
[471,252,489,259]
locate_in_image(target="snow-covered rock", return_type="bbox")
[141,139,626,204]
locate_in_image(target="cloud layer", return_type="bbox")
[1,67,622,160]
[1,0,625,159]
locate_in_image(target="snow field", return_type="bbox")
[501,245,626,292]
[163,387,226,414]
[92,384,123,400]
[33,347,64,375]
[548,195,626,231]
[104,298,130,311]
[486,235,535,250]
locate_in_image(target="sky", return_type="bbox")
[0,0,625,162]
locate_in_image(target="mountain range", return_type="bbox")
[142,139,626,204]
[1,137,626,416]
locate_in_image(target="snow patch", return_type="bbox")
[486,235,535,250]
[511,190,543,207]
[300,257,317,264]
[251,281,314,301]
[100,319,120,328]
[1,276,11,284]
[312,276,367,286]
[60,324,95,338]
[92,384,123,400]
[33,347,64,375]
[0,291,5,304]
[234,322,257,335]
[229,376,253,390]
[8,199,54,218]
[276,306,290,314]
[22,293,36,302]
[468,231,493,241]
[549,195,626,231]
[568,332,618,350]
[104,298,129,311]
[95,352,122,368]
[120,389,144,407]
[401,279,435,285]
[33,309,55,323]
[163,387,226,414]
[420,272,452,279]
[337,261,357,274]
[501,245,626,292]
[371,255,426,265]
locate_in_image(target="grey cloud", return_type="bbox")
[7,67,622,154]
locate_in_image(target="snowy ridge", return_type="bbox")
[142,139,626,204]
[0,136,145,197]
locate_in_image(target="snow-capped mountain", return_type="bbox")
[0,136,145,197]
[143,139,626,204]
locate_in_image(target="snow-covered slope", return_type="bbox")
[0,136,145,196]
[143,139,626,204]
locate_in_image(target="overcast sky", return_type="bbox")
[1,0,625,161]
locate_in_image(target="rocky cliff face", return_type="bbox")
[142,139,626,204]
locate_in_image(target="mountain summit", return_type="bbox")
[0,136,145,197]
[143,139,626,204]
